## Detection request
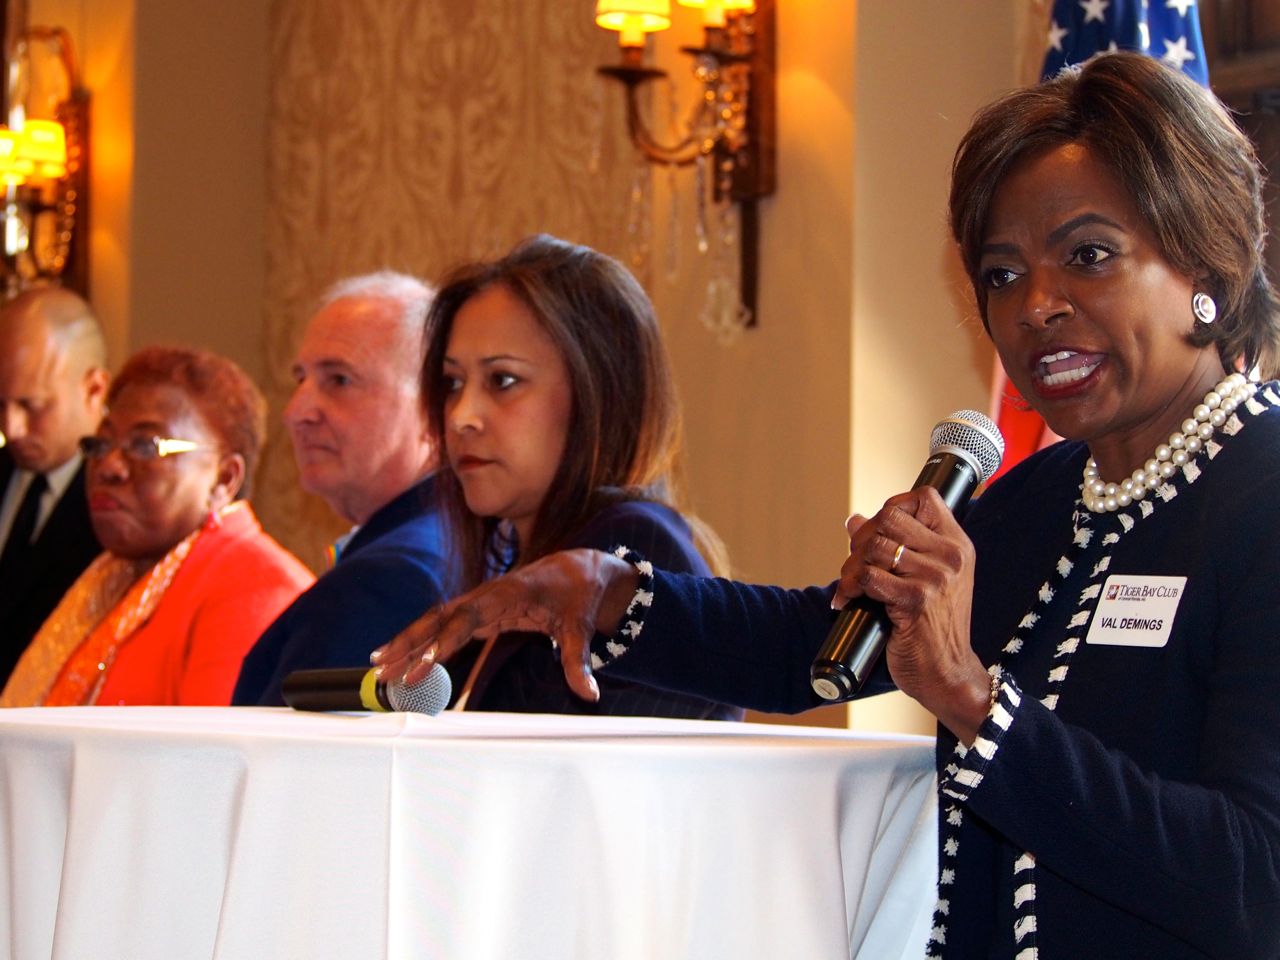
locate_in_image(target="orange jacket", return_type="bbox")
[92,503,314,706]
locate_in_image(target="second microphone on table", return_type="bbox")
[282,663,453,715]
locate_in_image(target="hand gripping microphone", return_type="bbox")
[810,409,1005,703]
[282,663,453,716]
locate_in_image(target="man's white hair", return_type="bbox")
[319,271,435,333]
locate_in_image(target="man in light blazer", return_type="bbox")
[0,288,108,679]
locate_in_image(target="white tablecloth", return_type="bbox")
[0,708,937,960]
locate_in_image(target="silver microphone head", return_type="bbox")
[930,409,1005,484]
[386,662,453,715]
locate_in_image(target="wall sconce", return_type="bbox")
[1,25,89,298]
[595,0,775,338]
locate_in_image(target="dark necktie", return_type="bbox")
[0,473,49,577]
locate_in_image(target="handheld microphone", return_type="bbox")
[810,409,1005,703]
[281,663,452,716]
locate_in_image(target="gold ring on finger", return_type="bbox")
[890,543,906,572]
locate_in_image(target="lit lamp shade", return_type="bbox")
[595,0,671,48]
[0,129,33,186]
[17,119,68,180]
[676,0,755,28]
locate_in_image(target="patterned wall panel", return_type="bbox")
[259,0,636,569]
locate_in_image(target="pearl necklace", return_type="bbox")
[1081,372,1257,513]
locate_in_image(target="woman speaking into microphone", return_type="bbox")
[375,53,1280,957]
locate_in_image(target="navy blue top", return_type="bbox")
[232,476,449,706]
[466,499,743,721]
[605,389,1280,958]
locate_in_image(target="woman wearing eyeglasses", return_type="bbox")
[0,345,313,707]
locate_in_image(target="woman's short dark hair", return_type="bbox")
[109,345,267,500]
[423,234,696,587]
[950,50,1280,377]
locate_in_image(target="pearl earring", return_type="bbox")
[1193,292,1217,325]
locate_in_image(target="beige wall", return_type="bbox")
[130,1,269,382]
[845,3,1017,732]
[42,1,1028,734]
[645,1,858,728]
[651,2,854,589]
[29,0,268,380]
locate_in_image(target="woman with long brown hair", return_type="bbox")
[424,233,738,719]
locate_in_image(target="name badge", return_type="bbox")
[1085,575,1186,648]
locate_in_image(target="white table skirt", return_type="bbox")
[0,708,937,960]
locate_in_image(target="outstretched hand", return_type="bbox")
[372,548,640,704]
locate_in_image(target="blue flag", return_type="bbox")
[1041,0,1208,87]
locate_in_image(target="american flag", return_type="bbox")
[1042,0,1208,87]
[988,0,1209,481]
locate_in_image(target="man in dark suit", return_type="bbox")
[232,273,450,705]
[0,288,109,679]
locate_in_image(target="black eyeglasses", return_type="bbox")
[79,435,209,462]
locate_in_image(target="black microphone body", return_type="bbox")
[282,664,452,715]
[810,411,1004,703]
